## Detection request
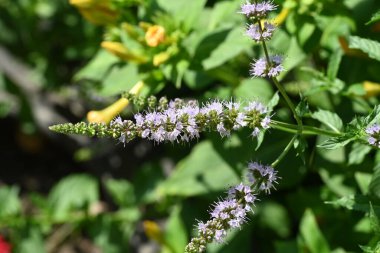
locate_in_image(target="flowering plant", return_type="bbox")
[2,0,380,252]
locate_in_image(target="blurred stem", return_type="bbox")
[270,120,341,137]
[271,135,297,168]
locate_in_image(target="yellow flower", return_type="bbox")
[145,25,166,47]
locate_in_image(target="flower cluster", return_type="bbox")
[240,1,277,19]
[366,124,380,148]
[241,1,283,78]
[185,163,279,253]
[247,161,279,193]
[49,98,271,143]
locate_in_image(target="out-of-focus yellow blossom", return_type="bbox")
[145,25,166,47]
[87,81,144,123]
[273,7,290,25]
[363,81,380,98]
[153,52,170,66]
[143,220,165,245]
[101,41,147,63]
[69,0,118,25]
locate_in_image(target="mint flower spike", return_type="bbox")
[247,162,279,194]
[185,183,256,253]
[240,1,277,19]
[246,21,276,42]
[366,124,380,148]
[250,55,284,78]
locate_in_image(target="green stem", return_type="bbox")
[270,120,341,137]
[271,135,297,168]
[257,21,303,135]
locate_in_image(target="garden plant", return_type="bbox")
[1,0,380,252]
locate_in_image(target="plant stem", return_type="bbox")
[271,135,297,168]
[257,21,303,135]
[270,120,341,137]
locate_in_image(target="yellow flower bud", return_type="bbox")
[143,220,165,244]
[363,81,380,98]
[153,52,170,66]
[69,0,118,25]
[101,41,147,63]
[87,81,144,123]
[145,25,166,47]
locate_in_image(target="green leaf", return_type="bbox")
[104,178,135,207]
[17,227,46,253]
[370,166,380,199]
[158,140,240,197]
[74,49,119,82]
[318,135,355,150]
[325,194,380,214]
[349,36,380,62]
[100,63,141,96]
[164,206,188,253]
[299,209,330,253]
[327,49,343,81]
[156,0,206,32]
[366,9,380,25]
[369,203,380,236]
[312,109,343,133]
[202,28,252,70]
[319,168,355,197]
[258,202,291,238]
[0,185,21,218]
[207,0,242,30]
[348,143,371,165]
[48,174,99,220]
[233,78,274,103]
[355,172,373,195]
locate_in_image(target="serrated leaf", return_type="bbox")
[312,109,343,133]
[48,174,99,220]
[318,136,354,150]
[299,209,330,253]
[325,195,380,214]
[349,36,380,62]
[366,9,380,25]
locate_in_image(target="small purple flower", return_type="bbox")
[246,22,276,42]
[366,124,380,148]
[217,122,231,137]
[250,55,284,78]
[239,1,277,18]
[247,162,279,193]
